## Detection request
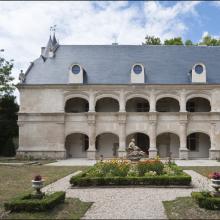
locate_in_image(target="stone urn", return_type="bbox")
[211,179,220,196]
[32,175,45,199]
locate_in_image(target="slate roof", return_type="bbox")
[24,45,220,84]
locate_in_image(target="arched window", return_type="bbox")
[95,98,119,112]
[126,98,149,112]
[156,97,180,112]
[186,97,211,112]
[65,98,89,113]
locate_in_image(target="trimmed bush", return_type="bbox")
[4,191,65,212]
[191,191,220,210]
[70,172,191,186]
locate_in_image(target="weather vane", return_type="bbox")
[50,25,57,35]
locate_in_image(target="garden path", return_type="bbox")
[42,170,212,219]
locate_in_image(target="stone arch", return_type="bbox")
[65,133,89,158]
[126,97,150,112]
[125,92,150,102]
[156,97,180,112]
[187,132,211,158]
[156,132,180,158]
[95,97,119,112]
[65,97,89,113]
[126,132,150,156]
[186,92,211,102]
[186,96,211,112]
[96,133,119,158]
[155,93,180,102]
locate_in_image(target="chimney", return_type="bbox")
[41,47,45,55]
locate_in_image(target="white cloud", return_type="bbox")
[0,0,201,94]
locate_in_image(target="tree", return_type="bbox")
[199,34,220,46]
[164,37,183,45]
[0,56,14,96]
[144,35,161,45]
[0,95,19,156]
[0,54,18,157]
[185,39,193,46]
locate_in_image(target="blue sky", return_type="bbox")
[0,1,220,89]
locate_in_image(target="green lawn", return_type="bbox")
[163,196,220,219]
[182,166,220,177]
[0,165,91,219]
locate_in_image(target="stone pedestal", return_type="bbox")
[149,149,157,158]
[87,151,96,160]
[118,150,127,158]
[179,149,189,159]
[209,149,220,160]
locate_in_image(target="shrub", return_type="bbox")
[191,191,220,210]
[4,191,65,212]
[70,172,191,186]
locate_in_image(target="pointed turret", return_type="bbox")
[41,31,59,60]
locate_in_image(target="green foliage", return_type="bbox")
[137,160,164,176]
[0,56,14,96]
[191,192,220,210]
[164,37,183,45]
[70,173,191,187]
[199,34,220,46]
[144,35,161,45]
[4,191,66,212]
[0,95,19,156]
[185,39,194,46]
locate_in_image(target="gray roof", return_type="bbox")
[24,45,220,84]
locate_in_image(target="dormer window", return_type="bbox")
[69,64,84,84]
[131,63,145,83]
[191,63,206,83]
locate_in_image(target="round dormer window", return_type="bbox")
[72,65,81,74]
[195,64,203,74]
[133,64,142,74]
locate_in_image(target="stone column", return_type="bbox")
[180,90,186,112]
[87,112,96,159]
[179,121,189,159]
[209,122,220,159]
[118,112,127,158]
[89,91,95,112]
[149,121,157,158]
[150,90,156,112]
[119,90,125,112]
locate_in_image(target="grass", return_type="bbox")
[163,196,220,219]
[182,166,220,177]
[0,165,90,219]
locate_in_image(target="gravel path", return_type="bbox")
[42,170,211,219]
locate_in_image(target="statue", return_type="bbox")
[126,138,145,161]
[19,70,25,83]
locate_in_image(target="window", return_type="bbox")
[72,65,81,74]
[133,65,142,74]
[136,103,148,112]
[187,133,197,151]
[187,101,195,112]
[195,64,203,74]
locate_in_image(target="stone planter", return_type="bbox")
[32,180,44,190]
[211,179,220,196]
[32,179,45,199]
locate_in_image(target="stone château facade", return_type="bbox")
[17,35,220,160]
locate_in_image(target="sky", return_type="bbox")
[1,0,220,99]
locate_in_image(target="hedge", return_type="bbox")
[192,192,220,210]
[70,172,191,187]
[4,191,65,212]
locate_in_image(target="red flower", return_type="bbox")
[34,175,42,181]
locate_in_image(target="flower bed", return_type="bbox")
[191,191,220,210]
[4,191,66,212]
[70,159,191,186]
